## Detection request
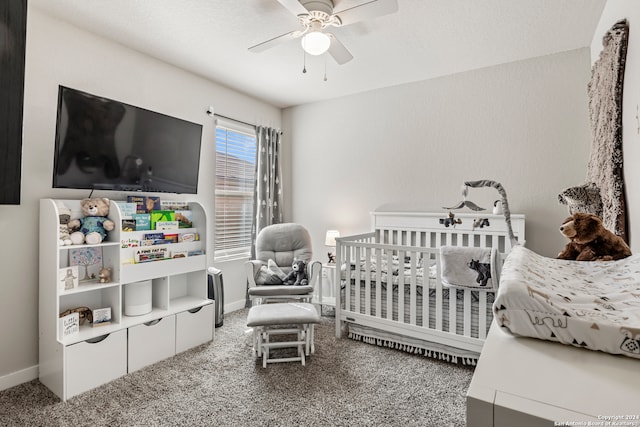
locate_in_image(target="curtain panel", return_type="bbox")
[250,126,283,258]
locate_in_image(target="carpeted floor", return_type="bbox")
[0,308,474,426]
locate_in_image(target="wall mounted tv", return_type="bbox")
[53,86,203,194]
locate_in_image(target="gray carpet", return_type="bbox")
[0,308,474,426]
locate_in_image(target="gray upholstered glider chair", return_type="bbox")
[245,223,321,305]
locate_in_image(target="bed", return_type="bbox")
[334,208,525,364]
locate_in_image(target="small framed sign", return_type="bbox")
[59,312,80,338]
[92,307,112,327]
[59,266,79,291]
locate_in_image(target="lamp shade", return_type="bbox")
[325,230,340,246]
[301,31,331,56]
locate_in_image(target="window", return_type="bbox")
[214,121,257,260]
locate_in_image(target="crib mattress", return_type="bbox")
[494,245,640,360]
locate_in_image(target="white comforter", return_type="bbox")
[494,245,640,359]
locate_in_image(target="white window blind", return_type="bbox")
[214,120,257,260]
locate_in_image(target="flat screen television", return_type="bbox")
[53,86,203,194]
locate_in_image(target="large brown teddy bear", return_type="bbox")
[557,213,631,261]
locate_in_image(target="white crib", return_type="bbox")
[335,208,525,364]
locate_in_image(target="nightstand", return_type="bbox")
[317,263,336,312]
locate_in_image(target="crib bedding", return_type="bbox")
[494,245,640,359]
[342,282,493,333]
[341,278,494,363]
[341,261,435,287]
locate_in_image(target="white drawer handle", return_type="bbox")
[144,319,161,327]
[188,306,203,314]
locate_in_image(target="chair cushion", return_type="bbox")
[247,302,320,327]
[255,223,313,268]
[248,284,313,297]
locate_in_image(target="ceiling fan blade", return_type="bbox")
[276,0,309,16]
[327,34,353,65]
[334,0,398,26]
[248,30,303,53]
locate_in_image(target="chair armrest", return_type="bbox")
[245,260,266,287]
[307,260,322,288]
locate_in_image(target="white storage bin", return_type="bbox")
[175,303,214,353]
[64,329,127,399]
[128,315,176,372]
[124,280,152,316]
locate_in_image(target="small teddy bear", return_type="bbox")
[68,198,115,245]
[98,267,111,283]
[557,212,631,261]
[283,259,309,286]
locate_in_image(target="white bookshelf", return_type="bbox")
[39,198,214,401]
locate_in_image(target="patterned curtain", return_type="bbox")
[250,126,283,258]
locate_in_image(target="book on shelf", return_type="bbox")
[155,221,179,230]
[143,232,165,241]
[175,210,193,228]
[127,195,161,213]
[69,247,103,282]
[164,233,179,244]
[150,210,176,229]
[121,237,140,248]
[121,219,136,232]
[59,265,79,291]
[115,202,137,219]
[179,232,199,242]
[160,201,189,210]
[133,213,151,231]
[171,249,188,259]
[134,247,168,263]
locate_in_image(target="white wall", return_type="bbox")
[0,7,281,389]
[284,49,593,262]
[592,0,640,250]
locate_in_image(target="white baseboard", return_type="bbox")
[224,300,246,314]
[0,365,38,392]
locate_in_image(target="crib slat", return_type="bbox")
[449,288,457,334]
[398,249,405,322]
[386,248,393,320]
[354,245,360,313]
[463,289,471,336]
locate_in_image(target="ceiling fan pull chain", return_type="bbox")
[323,54,328,81]
[302,48,307,74]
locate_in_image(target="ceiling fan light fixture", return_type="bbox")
[301,31,331,56]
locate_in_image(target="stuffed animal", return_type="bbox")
[68,198,115,245]
[56,201,73,246]
[283,259,309,286]
[98,267,111,283]
[557,212,631,261]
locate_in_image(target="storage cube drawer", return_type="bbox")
[175,303,214,353]
[128,315,176,372]
[65,329,127,399]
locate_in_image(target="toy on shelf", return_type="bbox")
[68,198,115,245]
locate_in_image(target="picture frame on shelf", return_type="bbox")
[59,312,79,338]
[59,265,79,291]
[69,247,103,282]
[92,307,112,327]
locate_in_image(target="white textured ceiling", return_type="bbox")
[30,0,606,108]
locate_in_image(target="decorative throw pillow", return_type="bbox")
[255,259,287,285]
[558,183,603,219]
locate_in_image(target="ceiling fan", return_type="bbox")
[249,0,399,65]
